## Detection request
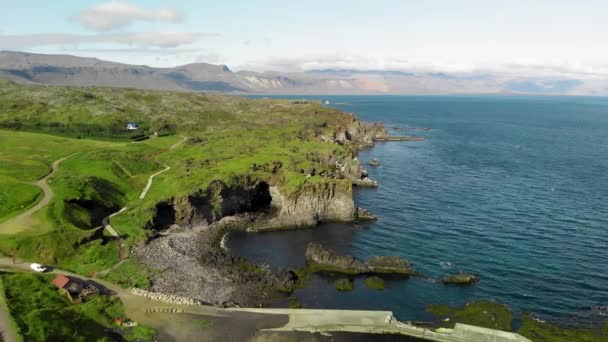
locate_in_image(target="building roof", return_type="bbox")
[52,274,71,289]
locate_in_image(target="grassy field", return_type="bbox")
[0,79,356,283]
[0,272,155,342]
[0,130,163,274]
[0,177,41,224]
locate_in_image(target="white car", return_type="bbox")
[30,263,48,273]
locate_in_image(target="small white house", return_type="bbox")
[126,122,139,130]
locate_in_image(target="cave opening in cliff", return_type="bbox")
[64,198,120,230]
[219,181,272,217]
[150,201,176,230]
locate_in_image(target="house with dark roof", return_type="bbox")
[52,274,99,302]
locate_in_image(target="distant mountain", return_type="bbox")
[0,51,597,95]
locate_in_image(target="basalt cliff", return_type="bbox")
[135,117,395,306]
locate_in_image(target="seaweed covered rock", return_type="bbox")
[442,273,479,285]
[334,278,354,291]
[305,243,416,275]
[366,256,413,274]
[364,276,385,290]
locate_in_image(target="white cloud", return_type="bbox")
[0,32,214,49]
[75,1,182,31]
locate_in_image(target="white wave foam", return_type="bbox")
[439,261,453,270]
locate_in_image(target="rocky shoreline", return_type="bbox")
[135,117,424,307]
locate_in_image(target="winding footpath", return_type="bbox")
[0,154,76,234]
[138,136,186,200]
[103,136,187,236]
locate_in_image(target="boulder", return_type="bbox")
[368,158,380,167]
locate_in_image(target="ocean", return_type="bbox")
[229,95,608,326]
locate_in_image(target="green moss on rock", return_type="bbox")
[426,300,513,331]
[519,312,608,342]
[364,276,385,290]
[334,278,354,291]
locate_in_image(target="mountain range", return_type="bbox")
[0,51,601,95]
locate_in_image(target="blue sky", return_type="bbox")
[1,0,607,79]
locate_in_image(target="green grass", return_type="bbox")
[0,272,155,342]
[0,177,41,223]
[99,259,151,288]
[0,130,123,181]
[0,273,23,341]
[0,128,164,275]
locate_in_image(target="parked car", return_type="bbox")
[30,263,48,272]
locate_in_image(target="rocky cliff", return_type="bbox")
[254,183,356,230]
[147,179,357,232]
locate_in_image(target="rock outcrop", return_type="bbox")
[305,243,416,275]
[337,157,378,188]
[442,273,479,285]
[368,158,380,167]
[356,207,377,221]
[253,183,356,230]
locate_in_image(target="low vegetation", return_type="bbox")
[99,259,152,288]
[0,272,155,341]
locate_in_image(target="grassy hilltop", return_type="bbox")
[0,79,358,279]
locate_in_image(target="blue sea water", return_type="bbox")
[230,95,608,326]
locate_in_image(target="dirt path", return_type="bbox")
[137,136,186,200]
[102,207,126,237]
[138,165,170,200]
[170,135,188,150]
[0,154,75,234]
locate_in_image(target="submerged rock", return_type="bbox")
[373,135,425,141]
[357,207,377,221]
[334,278,354,291]
[364,276,385,290]
[442,273,479,285]
[305,243,416,275]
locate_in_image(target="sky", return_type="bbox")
[1,0,607,80]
